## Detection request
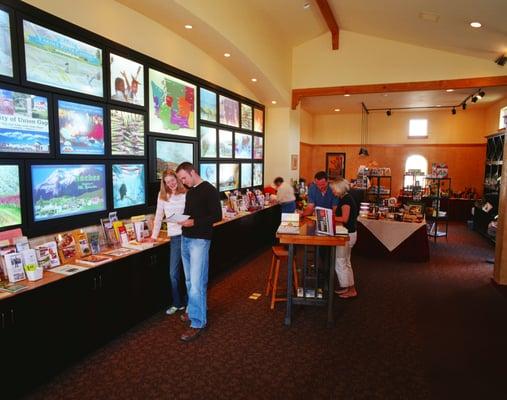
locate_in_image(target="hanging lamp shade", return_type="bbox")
[358,147,369,156]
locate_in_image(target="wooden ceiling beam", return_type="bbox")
[291,75,507,109]
[315,0,339,50]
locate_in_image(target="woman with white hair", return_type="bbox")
[330,178,358,298]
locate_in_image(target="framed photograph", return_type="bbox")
[150,137,194,181]
[22,20,103,97]
[254,108,264,133]
[200,163,217,188]
[218,129,233,158]
[0,164,21,229]
[219,95,239,127]
[326,152,346,180]
[57,99,105,156]
[253,163,263,186]
[219,163,239,191]
[234,132,252,159]
[109,53,144,106]
[241,103,252,130]
[291,154,298,170]
[0,86,50,154]
[200,88,216,122]
[200,126,217,158]
[30,163,107,222]
[0,8,13,79]
[241,163,252,188]
[110,108,145,156]
[148,68,196,137]
[253,136,263,160]
[112,163,146,209]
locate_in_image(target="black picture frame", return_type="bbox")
[148,136,196,182]
[0,3,19,85]
[111,160,147,216]
[108,105,146,158]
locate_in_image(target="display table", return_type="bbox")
[355,217,429,262]
[277,218,348,327]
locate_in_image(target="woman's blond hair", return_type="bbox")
[329,177,350,197]
[159,169,186,200]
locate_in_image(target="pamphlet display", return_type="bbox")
[22,249,43,281]
[4,252,26,282]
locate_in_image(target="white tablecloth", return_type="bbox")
[358,217,426,251]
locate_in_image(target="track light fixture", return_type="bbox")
[358,147,369,156]
[452,107,456,115]
[462,102,467,110]
[472,96,478,103]
[495,54,506,66]
[386,109,392,116]
[477,91,485,99]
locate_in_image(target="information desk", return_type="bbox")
[355,217,429,262]
[277,218,348,327]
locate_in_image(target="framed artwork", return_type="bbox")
[0,87,50,154]
[150,137,194,181]
[57,99,105,156]
[234,132,252,159]
[241,163,252,188]
[253,136,263,160]
[241,103,252,130]
[0,164,21,228]
[0,8,13,78]
[23,20,103,97]
[219,163,239,191]
[200,88,217,122]
[200,163,217,188]
[148,68,196,137]
[109,53,144,106]
[326,152,346,180]
[218,129,233,158]
[110,109,145,156]
[254,108,263,133]
[253,163,263,186]
[200,126,217,158]
[291,154,298,170]
[219,95,239,127]
[112,163,146,209]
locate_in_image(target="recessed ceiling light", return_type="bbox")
[334,108,341,112]
[303,3,310,9]
[271,100,277,105]
[470,21,482,28]
[251,78,257,82]
[446,89,455,92]
[344,94,351,97]
[184,24,193,29]
[224,52,231,58]
[383,94,388,97]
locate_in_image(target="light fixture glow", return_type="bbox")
[224,52,231,58]
[303,3,310,9]
[344,94,351,97]
[184,24,193,29]
[271,100,277,105]
[334,108,341,112]
[251,78,257,82]
[446,89,454,92]
[470,21,482,28]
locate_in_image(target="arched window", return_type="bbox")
[404,155,428,188]
[499,106,507,129]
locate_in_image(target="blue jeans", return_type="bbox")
[281,201,296,213]
[181,236,211,328]
[169,235,185,308]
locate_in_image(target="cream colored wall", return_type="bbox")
[23,0,257,101]
[308,108,487,145]
[485,97,507,135]
[293,30,505,89]
[300,108,313,143]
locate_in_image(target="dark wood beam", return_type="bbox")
[315,0,339,50]
[291,75,507,109]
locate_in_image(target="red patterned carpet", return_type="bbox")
[24,223,507,400]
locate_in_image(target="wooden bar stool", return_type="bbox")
[265,245,299,310]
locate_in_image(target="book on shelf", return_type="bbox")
[73,230,91,258]
[14,236,30,253]
[100,217,118,246]
[113,221,125,241]
[124,223,137,241]
[4,252,26,283]
[35,245,52,270]
[75,254,113,266]
[103,247,138,257]
[55,233,77,264]
[121,240,154,251]
[0,242,17,280]
[87,231,101,255]
[36,241,60,268]
[51,264,88,276]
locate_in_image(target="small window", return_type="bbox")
[499,106,507,129]
[409,119,428,138]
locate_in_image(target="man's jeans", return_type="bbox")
[181,236,211,328]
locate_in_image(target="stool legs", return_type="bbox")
[265,254,276,296]
[270,258,281,310]
[268,256,299,310]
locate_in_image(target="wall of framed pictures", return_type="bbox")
[0,0,265,237]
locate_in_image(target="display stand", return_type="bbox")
[403,172,425,200]
[366,175,392,204]
[425,177,451,242]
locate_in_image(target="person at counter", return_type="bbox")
[300,171,338,216]
[148,169,187,315]
[176,162,222,342]
[273,177,296,213]
[330,178,359,299]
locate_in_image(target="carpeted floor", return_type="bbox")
[25,223,507,400]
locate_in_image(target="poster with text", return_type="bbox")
[110,109,144,156]
[23,20,103,97]
[0,88,49,154]
[0,165,21,228]
[149,68,196,137]
[0,9,13,78]
[110,53,144,106]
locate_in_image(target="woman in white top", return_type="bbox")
[149,169,187,315]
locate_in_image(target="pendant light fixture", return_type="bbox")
[359,102,369,156]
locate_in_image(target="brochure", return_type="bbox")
[315,206,335,236]
[0,282,28,294]
[103,247,138,257]
[4,252,26,283]
[76,254,113,266]
[51,264,88,276]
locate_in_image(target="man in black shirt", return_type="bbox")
[176,162,222,341]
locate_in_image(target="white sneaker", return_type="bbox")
[165,306,185,315]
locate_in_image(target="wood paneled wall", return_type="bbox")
[300,143,486,196]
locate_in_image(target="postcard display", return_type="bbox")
[0,1,265,239]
